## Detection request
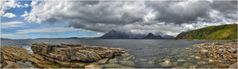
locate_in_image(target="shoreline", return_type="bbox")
[175,41,237,68]
[0,40,237,68]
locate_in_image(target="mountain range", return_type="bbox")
[99,30,175,39]
[2,24,235,40]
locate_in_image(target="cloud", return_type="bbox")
[24,0,238,36]
[2,12,16,18]
[21,11,28,17]
[0,0,19,16]
[1,21,24,29]
[0,33,27,39]
[1,0,30,17]
[16,27,91,34]
[1,27,102,39]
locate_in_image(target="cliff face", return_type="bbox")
[176,24,237,40]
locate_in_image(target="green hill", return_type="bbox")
[176,24,237,40]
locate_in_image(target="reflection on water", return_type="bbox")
[1,39,206,68]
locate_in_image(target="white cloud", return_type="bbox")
[1,21,24,29]
[21,11,28,17]
[23,3,29,7]
[24,0,238,36]
[1,33,28,39]
[1,27,102,39]
[2,12,16,18]
[0,0,29,17]
[0,0,19,16]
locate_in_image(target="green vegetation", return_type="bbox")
[176,24,237,40]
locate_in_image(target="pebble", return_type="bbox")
[85,64,101,69]
[177,58,186,62]
[208,59,214,63]
[148,60,155,65]
[188,65,196,69]
[159,58,172,67]
[200,49,208,53]
[97,58,109,64]
[194,56,201,60]
[197,61,207,65]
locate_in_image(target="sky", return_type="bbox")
[0,0,237,39]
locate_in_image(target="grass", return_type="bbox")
[176,24,237,40]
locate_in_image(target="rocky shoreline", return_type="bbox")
[0,41,237,68]
[1,43,135,68]
[193,41,237,68]
[167,41,237,68]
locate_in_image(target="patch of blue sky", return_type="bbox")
[1,0,99,39]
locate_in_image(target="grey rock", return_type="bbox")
[97,58,109,64]
[119,60,135,67]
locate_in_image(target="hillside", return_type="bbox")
[176,24,237,40]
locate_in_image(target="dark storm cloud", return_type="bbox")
[145,1,210,23]
[24,0,238,36]
[145,0,237,24]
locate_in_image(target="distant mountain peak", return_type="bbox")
[107,29,118,33]
[99,30,129,39]
[99,30,173,39]
[143,33,162,39]
[147,33,154,36]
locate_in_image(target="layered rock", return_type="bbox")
[1,46,31,68]
[31,43,126,62]
[0,46,61,68]
[1,43,134,68]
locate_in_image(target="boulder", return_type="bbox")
[108,58,118,64]
[159,58,173,67]
[97,58,109,64]
[3,61,23,68]
[85,63,101,69]
[118,60,135,67]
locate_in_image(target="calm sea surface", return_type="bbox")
[1,39,207,67]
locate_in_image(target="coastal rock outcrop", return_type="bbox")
[31,43,126,62]
[1,43,134,68]
[0,46,65,68]
[0,46,42,68]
